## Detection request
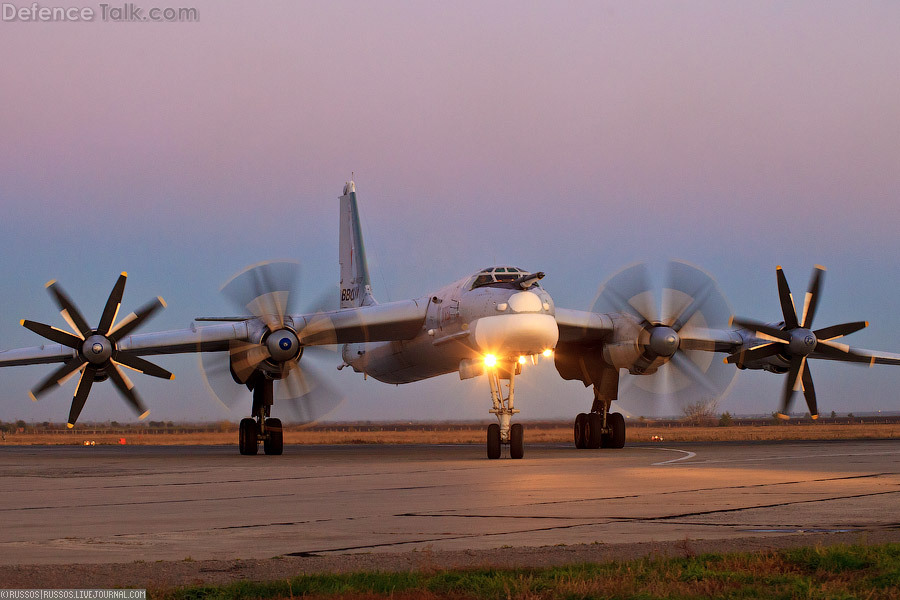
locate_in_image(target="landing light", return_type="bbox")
[518,355,527,365]
[542,349,553,357]
[483,354,497,368]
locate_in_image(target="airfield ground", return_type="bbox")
[0,438,898,590]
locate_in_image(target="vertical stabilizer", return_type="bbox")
[339,180,376,308]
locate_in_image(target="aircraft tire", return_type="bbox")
[608,412,626,448]
[510,423,524,459]
[264,418,283,455]
[239,418,258,455]
[486,423,501,459]
[586,413,603,449]
[574,413,588,449]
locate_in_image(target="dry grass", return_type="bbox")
[154,542,900,599]
[1,422,896,446]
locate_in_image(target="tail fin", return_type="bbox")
[339,180,376,308]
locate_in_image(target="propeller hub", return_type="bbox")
[789,328,817,356]
[266,329,301,362]
[82,335,112,364]
[648,326,680,357]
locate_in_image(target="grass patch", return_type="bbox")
[155,542,900,599]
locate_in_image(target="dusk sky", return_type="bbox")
[1,1,898,424]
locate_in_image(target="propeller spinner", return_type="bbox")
[22,273,171,427]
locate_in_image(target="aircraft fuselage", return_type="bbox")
[343,274,558,384]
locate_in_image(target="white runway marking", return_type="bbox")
[689,449,900,465]
[640,447,697,465]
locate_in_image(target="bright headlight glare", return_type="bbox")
[484,354,497,367]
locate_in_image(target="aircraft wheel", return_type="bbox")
[510,423,524,459]
[607,412,626,448]
[574,413,588,449]
[239,418,258,455]
[586,413,603,449]
[486,423,501,459]
[263,418,283,455]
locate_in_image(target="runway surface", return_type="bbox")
[1,440,898,566]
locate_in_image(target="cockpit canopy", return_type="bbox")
[470,266,538,290]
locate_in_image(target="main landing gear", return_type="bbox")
[486,360,524,459]
[238,375,284,455]
[574,387,625,449]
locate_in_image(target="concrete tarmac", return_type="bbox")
[0,440,898,566]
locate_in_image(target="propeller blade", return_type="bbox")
[814,339,877,365]
[198,349,248,410]
[98,272,128,335]
[663,261,732,331]
[814,321,868,342]
[21,320,83,349]
[222,261,299,332]
[230,342,271,383]
[777,356,805,419]
[47,281,92,339]
[668,282,712,331]
[29,357,85,401]
[592,262,657,325]
[297,312,338,346]
[107,363,149,419]
[67,366,97,427]
[277,360,342,424]
[114,352,174,380]
[670,351,719,396]
[775,266,799,330]
[108,297,166,342]
[725,342,782,367]
[730,317,792,343]
[800,361,818,418]
[800,266,825,329]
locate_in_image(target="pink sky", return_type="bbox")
[1,2,898,422]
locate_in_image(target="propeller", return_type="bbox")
[22,273,171,427]
[727,265,870,420]
[199,261,343,424]
[592,260,736,417]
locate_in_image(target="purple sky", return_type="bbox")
[1,1,899,424]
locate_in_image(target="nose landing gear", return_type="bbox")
[486,361,524,459]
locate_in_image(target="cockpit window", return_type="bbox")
[470,266,540,290]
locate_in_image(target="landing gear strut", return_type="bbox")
[574,387,625,449]
[238,375,284,455]
[486,361,524,459]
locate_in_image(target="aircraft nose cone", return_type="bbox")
[472,313,559,355]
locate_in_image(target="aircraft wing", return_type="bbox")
[554,308,613,343]
[678,327,744,353]
[0,299,428,367]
